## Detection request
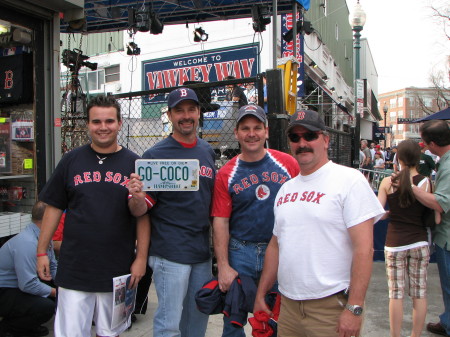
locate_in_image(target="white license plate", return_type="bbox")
[135,159,199,191]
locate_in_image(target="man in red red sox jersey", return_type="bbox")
[211,104,299,337]
[254,110,385,337]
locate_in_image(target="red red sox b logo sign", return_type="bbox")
[4,70,13,89]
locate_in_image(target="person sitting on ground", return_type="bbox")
[0,201,57,337]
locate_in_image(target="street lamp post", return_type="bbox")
[349,1,366,168]
[383,102,388,148]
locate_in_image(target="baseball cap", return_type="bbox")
[167,87,199,109]
[287,110,326,133]
[375,144,381,148]
[236,105,267,125]
[419,142,425,148]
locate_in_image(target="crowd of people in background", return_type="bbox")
[360,140,440,176]
[0,88,448,337]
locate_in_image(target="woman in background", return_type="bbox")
[378,139,439,337]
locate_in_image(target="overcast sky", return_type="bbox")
[345,0,449,94]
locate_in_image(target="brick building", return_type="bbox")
[378,87,449,147]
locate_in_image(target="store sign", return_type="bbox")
[397,118,416,124]
[11,120,33,141]
[373,124,385,141]
[142,45,259,104]
[136,159,199,191]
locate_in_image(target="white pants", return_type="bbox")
[55,287,130,337]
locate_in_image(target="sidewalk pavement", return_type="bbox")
[44,261,444,336]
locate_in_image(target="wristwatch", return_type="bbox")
[345,304,363,316]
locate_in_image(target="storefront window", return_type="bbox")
[0,19,36,241]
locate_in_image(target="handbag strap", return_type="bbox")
[417,177,433,193]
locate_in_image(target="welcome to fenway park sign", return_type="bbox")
[142,44,259,104]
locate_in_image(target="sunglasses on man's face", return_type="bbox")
[287,131,322,143]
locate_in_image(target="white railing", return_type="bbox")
[358,168,393,191]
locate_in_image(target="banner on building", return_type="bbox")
[142,44,259,104]
[280,13,305,97]
[356,79,364,117]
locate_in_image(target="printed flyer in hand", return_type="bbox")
[111,274,137,329]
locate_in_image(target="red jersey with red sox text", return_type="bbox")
[212,149,299,242]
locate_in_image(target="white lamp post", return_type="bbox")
[349,0,366,168]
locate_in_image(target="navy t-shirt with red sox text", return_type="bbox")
[142,136,216,264]
[39,144,139,292]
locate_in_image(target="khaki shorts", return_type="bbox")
[55,287,130,337]
[278,291,350,337]
[385,245,430,299]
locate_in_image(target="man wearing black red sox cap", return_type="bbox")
[211,104,299,337]
[254,110,385,337]
[127,87,216,337]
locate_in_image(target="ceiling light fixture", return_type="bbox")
[126,42,140,55]
[0,23,10,34]
[150,11,164,34]
[251,5,271,32]
[194,27,208,42]
[282,20,313,42]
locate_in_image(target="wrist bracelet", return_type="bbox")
[36,253,48,257]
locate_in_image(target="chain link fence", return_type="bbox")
[327,128,352,167]
[61,78,259,161]
[61,78,352,167]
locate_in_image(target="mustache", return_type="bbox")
[295,147,313,155]
[178,119,195,124]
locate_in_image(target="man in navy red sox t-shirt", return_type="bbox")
[37,95,150,337]
[128,88,216,337]
[211,104,299,337]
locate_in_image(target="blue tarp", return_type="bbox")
[414,107,450,122]
[297,0,311,10]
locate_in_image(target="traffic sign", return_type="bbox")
[378,127,391,133]
[397,118,416,124]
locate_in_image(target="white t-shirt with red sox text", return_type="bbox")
[273,161,384,300]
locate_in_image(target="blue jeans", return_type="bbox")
[149,256,212,337]
[436,244,450,334]
[222,237,273,337]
